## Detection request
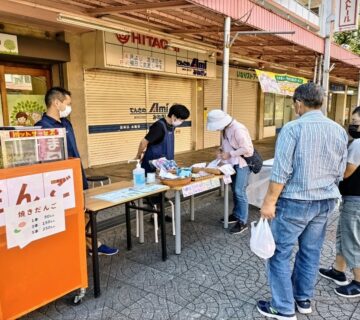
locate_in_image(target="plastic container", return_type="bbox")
[129,160,145,188]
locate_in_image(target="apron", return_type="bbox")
[142,119,175,174]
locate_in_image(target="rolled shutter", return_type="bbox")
[230,80,258,139]
[85,69,146,166]
[148,75,193,153]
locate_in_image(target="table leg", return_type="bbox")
[219,179,224,197]
[125,203,132,250]
[138,199,144,244]
[175,190,181,254]
[224,183,229,229]
[190,195,195,221]
[89,211,100,298]
[160,192,167,261]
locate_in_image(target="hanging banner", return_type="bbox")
[255,70,308,96]
[335,0,359,32]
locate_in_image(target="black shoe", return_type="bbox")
[220,214,237,224]
[335,280,360,298]
[295,299,312,314]
[319,267,349,286]
[229,221,248,234]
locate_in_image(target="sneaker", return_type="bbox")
[335,280,360,298]
[219,214,237,224]
[89,244,119,256]
[319,267,349,286]
[295,299,312,314]
[229,221,248,234]
[257,300,297,320]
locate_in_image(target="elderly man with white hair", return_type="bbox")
[207,109,254,234]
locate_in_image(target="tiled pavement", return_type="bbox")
[23,192,360,320]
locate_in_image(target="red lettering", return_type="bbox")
[16,184,32,205]
[146,36,154,46]
[160,39,168,49]
[132,32,142,45]
[152,37,161,48]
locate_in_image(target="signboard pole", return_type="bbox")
[321,0,334,116]
[221,16,231,114]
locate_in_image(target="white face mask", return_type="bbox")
[59,105,72,118]
[172,120,183,127]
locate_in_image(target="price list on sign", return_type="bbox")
[4,197,65,249]
[182,178,221,198]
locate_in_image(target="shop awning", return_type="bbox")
[1,0,359,85]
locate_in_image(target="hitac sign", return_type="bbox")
[116,32,179,51]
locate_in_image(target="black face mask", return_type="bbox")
[348,124,360,139]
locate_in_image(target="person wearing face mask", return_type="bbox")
[257,82,348,319]
[36,87,119,256]
[135,104,190,173]
[206,109,254,234]
[319,106,360,298]
[135,104,189,222]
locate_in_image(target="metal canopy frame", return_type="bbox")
[1,0,359,84]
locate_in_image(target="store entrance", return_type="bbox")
[0,65,51,126]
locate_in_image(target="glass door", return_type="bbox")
[0,66,51,126]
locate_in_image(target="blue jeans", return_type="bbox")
[230,165,250,224]
[267,197,336,315]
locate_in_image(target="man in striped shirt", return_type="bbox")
[257,82,348,320]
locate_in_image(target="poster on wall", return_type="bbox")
[7,94,46,126]
[0,33,18,55]
[255,70,308,96]
[5,74,32,91]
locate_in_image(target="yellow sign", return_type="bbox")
[255,70,307,96]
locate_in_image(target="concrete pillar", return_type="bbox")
[63,32,89,168]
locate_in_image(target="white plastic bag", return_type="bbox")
[250,218,276,259]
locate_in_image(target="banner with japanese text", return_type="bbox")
[335,0,359,32]
[255,70,308,96]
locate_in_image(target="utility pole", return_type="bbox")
[221,17,231,113]
[320,0,333,116]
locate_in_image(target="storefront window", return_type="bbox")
[264,93,296,129]
[264,93,275,126]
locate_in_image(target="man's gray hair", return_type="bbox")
[293,82,324,108]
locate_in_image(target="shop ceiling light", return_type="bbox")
[57,13,130,35]
[166,41,210,54]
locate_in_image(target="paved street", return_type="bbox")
[23,191,360,320]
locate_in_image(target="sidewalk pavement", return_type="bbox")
[22,137,360,319]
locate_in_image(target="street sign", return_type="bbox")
[335,0,359,32]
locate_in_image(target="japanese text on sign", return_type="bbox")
[5,197,65,249]
[0,169,75,227]
[182,178,221,197]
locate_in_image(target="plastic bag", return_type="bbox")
[250,218,276,259]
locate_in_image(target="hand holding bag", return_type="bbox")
[250,218,276,259]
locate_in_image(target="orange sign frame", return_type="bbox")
[0,159,87,320]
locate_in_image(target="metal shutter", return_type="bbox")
[148,75,193,153]
[203,79,221,148]
[85,69,146,166]
[230,80,258,139]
